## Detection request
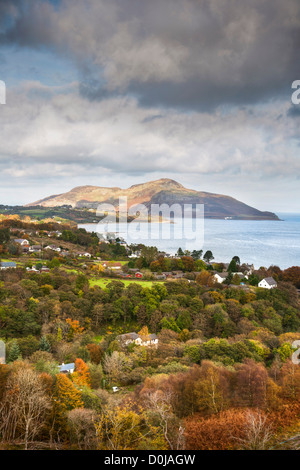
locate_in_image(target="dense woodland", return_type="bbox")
[1,220,300,450]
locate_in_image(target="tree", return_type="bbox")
[140,246,158,265]
[103,351,132,385]
[234,359,269,408]
[95,402,165,450]
[52,374,83,431]
[280,361,300,401]
[0,366,50,449]
[234,410,273,450]
[282,266,300,289]
[144,389,185,450]
[39,336,51,352]
[191,250,203,260]
[138,326,150,343]
[232,274,241,285]
[196,271,215,287]
[67,408,97,450]
[228,258,238,273]
[185,408,271,450]
[8,341,21,363]
[57,327,62,342]
[203,250,214,263]
[193,361,230,414]
[73,358,91,388]
[91,303,105,329]
[87,343,103,364]
[66,318,84,339]
[232,256,241,265]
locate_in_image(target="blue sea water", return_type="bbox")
[80,213,300,270]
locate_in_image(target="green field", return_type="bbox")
[89,277,158,288]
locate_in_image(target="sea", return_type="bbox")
[79,213,300,270]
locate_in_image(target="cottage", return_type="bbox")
[59,362,75,374]
[26,266,39,272]
[129,251,142,259]
[135,272,143,279]
[213,272,228,283]
[0,261,17,270]
[78,252,92,258]
[214,272,245,283]
[29,245,42,253]
[154,273,167,280]
[14,238,29,246]
[45,245,61,253]
[41,266,50,273]
[101,262,122,270]
[258,277,277,289]
[117,332,158,347]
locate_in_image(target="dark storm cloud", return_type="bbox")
[1,0,299,110]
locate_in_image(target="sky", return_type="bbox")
[0,0,300,212]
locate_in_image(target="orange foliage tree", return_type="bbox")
[73,359,91,388]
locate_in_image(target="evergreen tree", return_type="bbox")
[8,341,21,363]
[176,247,184,257]
[203,250,214,263]
[228,258,238,273]
[39,336,51,352]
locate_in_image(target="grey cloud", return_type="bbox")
[0,84,299,183]
[1,0,300,110]
[287,106,300,118]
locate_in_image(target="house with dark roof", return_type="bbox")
[29,245,42,253]
[0,261,17,270]
[258,277,277,289]
[213,272,229,283]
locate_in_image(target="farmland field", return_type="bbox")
[89,277,159,288]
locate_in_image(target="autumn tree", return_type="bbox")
[234,359,269,408]
[52,373,83,435]
[72,358,91,388]
[196,271,215,287]
[67,408,97,450]
[144,389,185,450]
[95,403,165,450]
[193,361,231,414]
[87,343,103,364]
[0,366,50,449]
[103,351,132,385]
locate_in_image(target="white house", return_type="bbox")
[78,252,92,258]
[14,238,29,246]
[59,362,75,374]
[214,272,246,283]
[213,273,228,283]
[101,262,122,270]
[117,332,159,347]
[45,245,61,253]
[258,277,277,289]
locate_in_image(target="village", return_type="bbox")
[0,223,280,292]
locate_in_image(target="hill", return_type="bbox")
[28,178,279,220]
